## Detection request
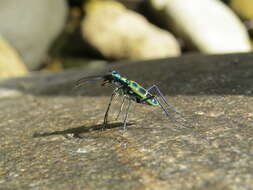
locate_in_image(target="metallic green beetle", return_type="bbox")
[76,70,186,130]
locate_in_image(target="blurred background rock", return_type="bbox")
[0,0,253,79]
[0,35,27,79]
[0,0,68,72]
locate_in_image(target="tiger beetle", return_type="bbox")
[76,70,187,130]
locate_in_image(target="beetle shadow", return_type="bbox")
[33,122,134,138]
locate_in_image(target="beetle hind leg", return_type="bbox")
[147,85,191,128]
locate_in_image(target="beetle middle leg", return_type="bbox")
[103,88,119,129]
[114,95,126,121]
[123,98,132,130]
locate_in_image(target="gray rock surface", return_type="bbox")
[1,53,253,189]
[0,0,68,70]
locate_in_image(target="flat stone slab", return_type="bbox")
[1,53,253,189]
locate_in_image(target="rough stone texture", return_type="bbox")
[0,0,68,70]
[0,35,27,79]
[149,0,252,54]
[1,53,253,189]
[82,0,181,60]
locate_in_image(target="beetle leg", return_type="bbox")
[147,85,190,127]
[115,95,126,121]
[103,88,119,129]
[123,98,132,130]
